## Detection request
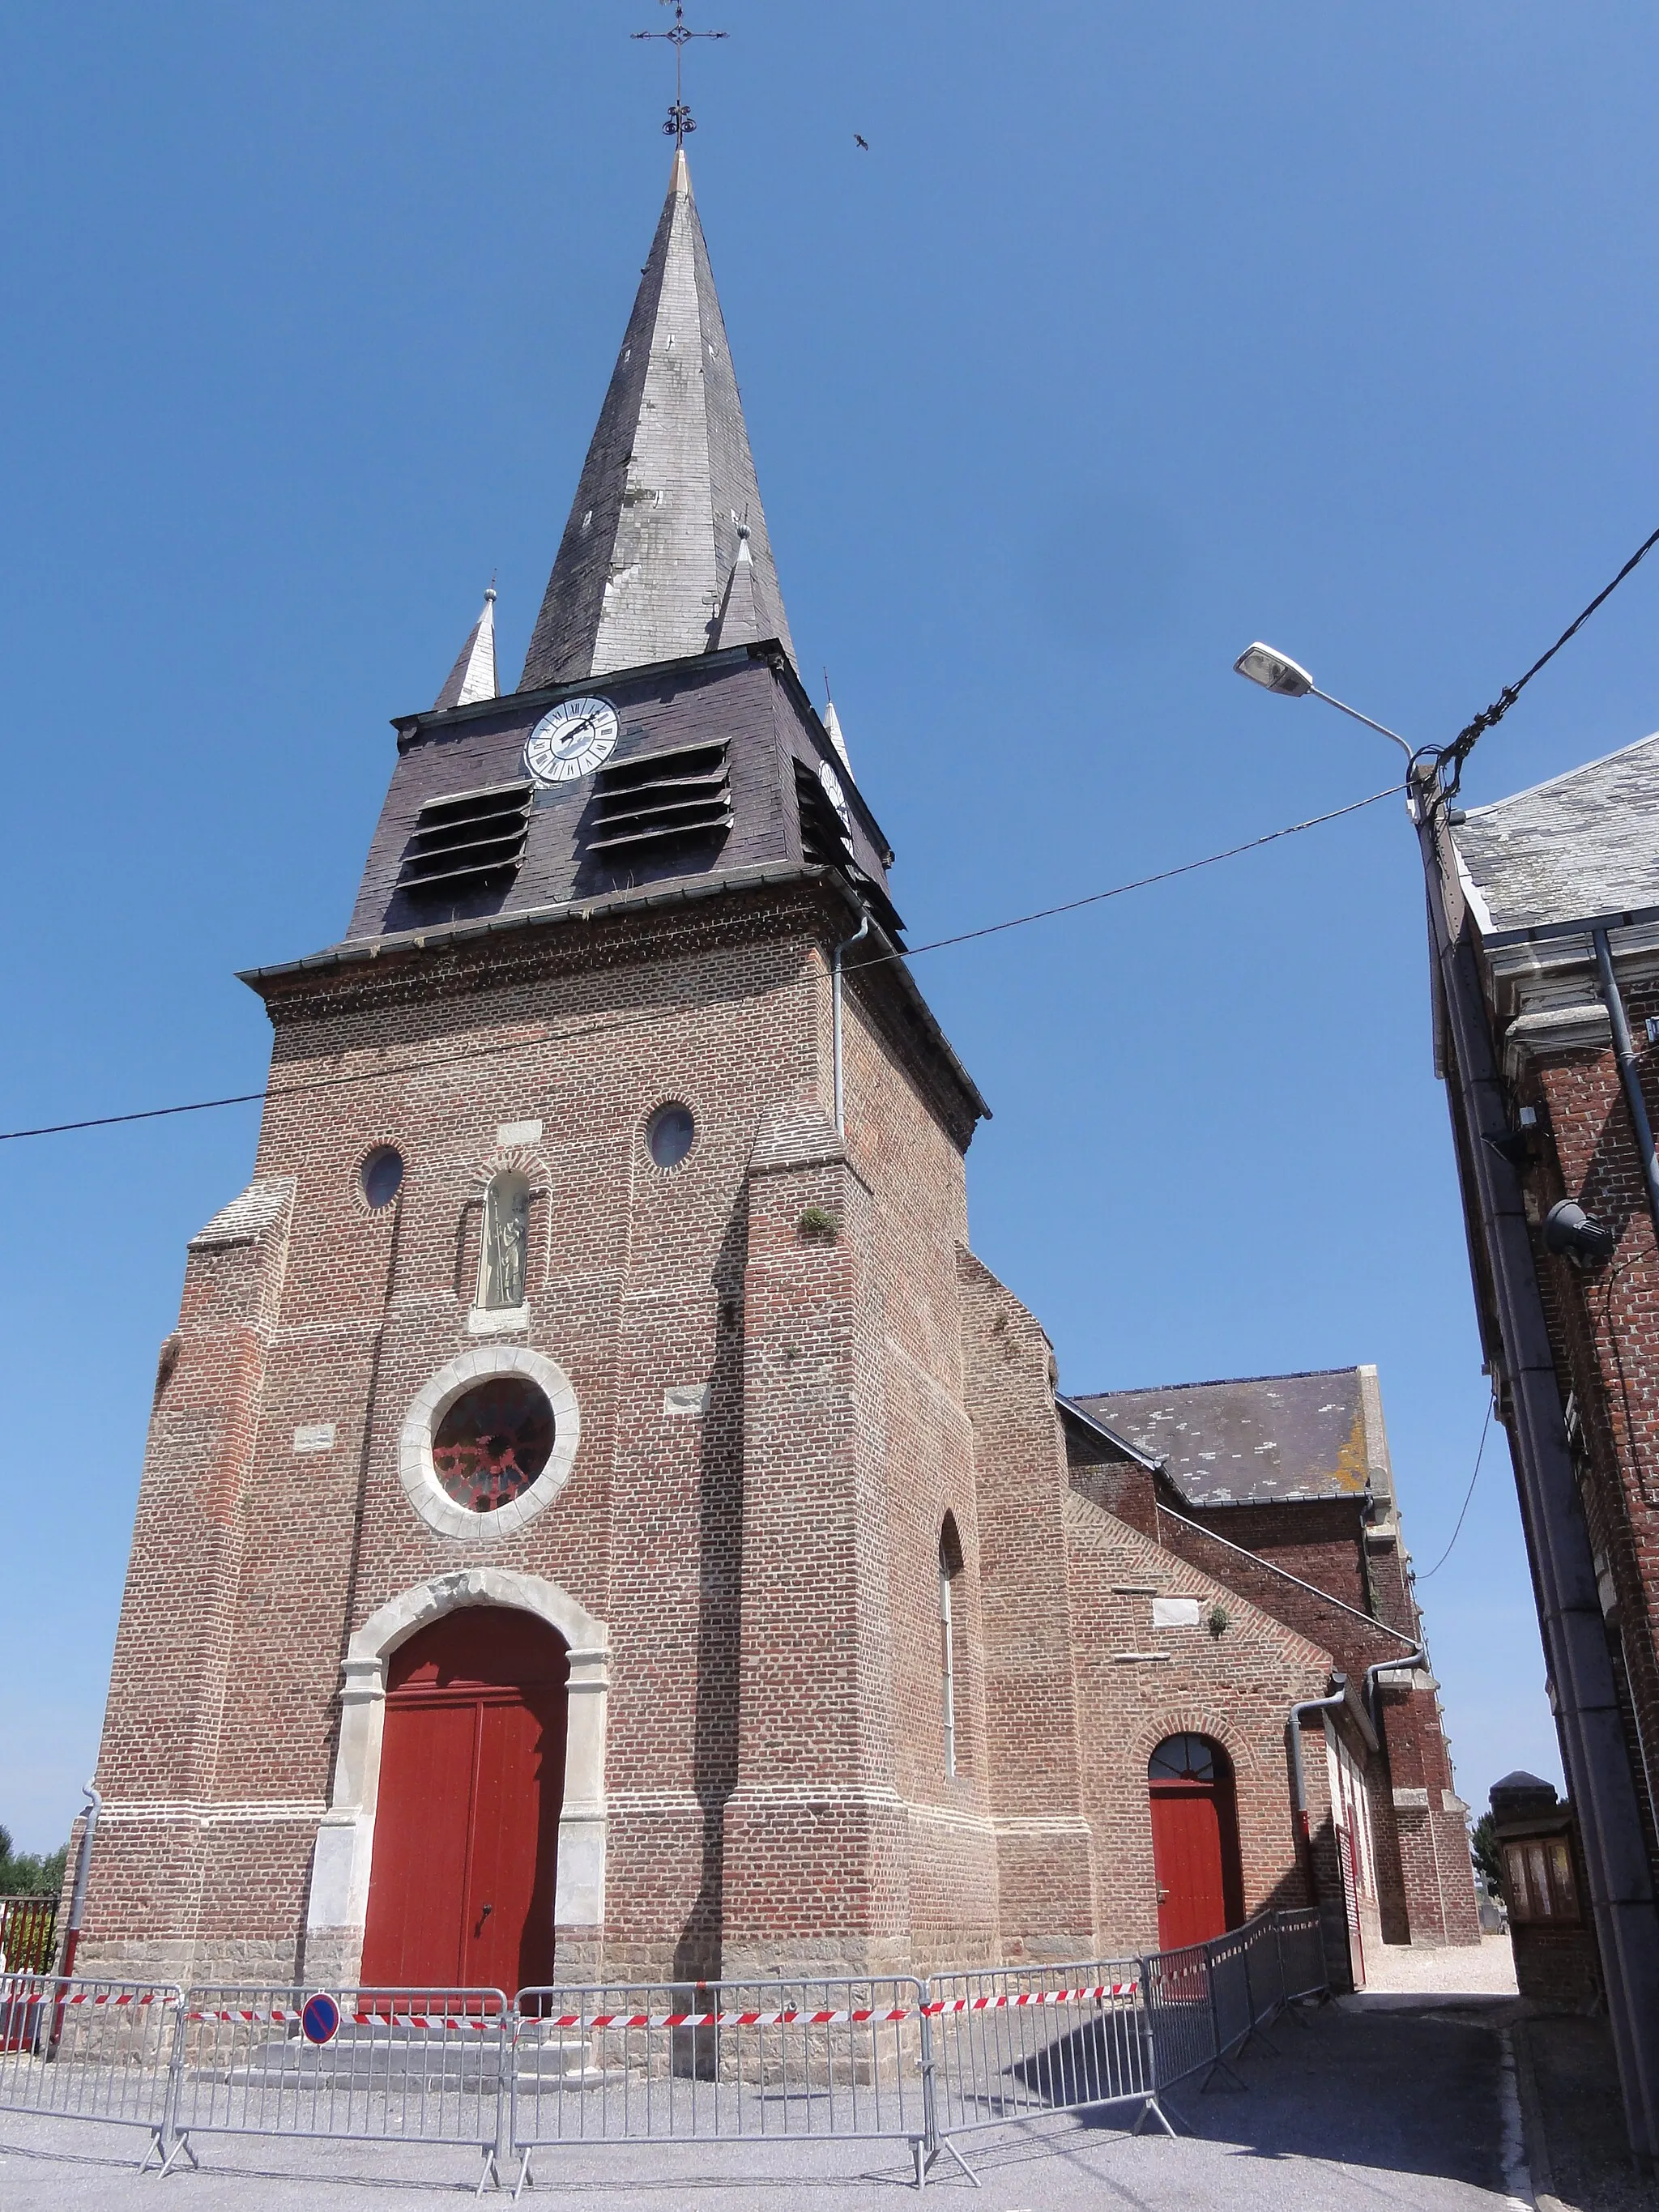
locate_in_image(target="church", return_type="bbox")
[79,147,1476,1998]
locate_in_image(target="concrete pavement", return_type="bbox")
[0,1997,1526,2210]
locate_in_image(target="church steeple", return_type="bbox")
[519,147,795,690]
[433,585,498,710]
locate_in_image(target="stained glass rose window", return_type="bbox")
[430,1376,554,1512]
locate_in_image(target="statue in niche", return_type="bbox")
[480,1173,531,1310]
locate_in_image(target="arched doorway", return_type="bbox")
[1147,1733,1244,1950]
[360,1606,569,1991]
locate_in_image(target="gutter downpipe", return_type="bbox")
[1363,1643,1448,1936]
[1422,769,1659,2163]
[1289,1673,1351,1855]
[1593,926,1659,1252]
[49,1781,101,2051]
[1289,1674,1356,1991]
[832,912,870,1137]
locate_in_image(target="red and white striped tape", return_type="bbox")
[528,1984,1138,2032]
[174,1980,1141,2035]
[925,1984,1139,2014]
[184,2005,497,2031]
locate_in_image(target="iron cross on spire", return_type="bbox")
[631,0,728,145]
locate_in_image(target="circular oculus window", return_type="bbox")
[399,1346,581,1543]
[360,1145,404,1209]
[647,1102,695,1170]
[431,1376,553,1512]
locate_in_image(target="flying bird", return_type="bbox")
[854,133,869,150]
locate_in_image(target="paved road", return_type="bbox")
[0,1998,1526,2210]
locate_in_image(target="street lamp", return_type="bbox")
[1232,641,1416,768]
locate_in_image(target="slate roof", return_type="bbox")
[1072,1368,1373,1507]
[433,588,498,711]
[1453,731,1659,936]
[520,148,795,690]
[343,646,896,940]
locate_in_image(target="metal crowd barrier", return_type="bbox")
[167,1985,510,2188]
[0,1911,1328,2187]
[0,1975,181,2167]
[1276,1906,1328,2001]
[1141,1936,1215,2093]
[923,1956,1166,2161]
[510,1976,928,2195]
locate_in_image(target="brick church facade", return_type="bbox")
[79,150,1476,1995]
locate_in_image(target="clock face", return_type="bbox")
[819,760,854,840]
[524,695,620,785]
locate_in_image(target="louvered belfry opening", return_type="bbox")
[396,781,533,899]
[793,757,854,872]
[578,738,732,882]
[792,758,906,940]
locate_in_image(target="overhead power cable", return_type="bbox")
[851,783,1398,970]
[1439,522,1659,792]
[1416,1396,1494,1581]
[0,779,1400,1145]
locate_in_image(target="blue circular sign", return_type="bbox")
[301,1993,340,2046]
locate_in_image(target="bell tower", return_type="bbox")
[82,147,1024,1988]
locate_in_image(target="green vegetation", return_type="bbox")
[1471,1811,1502,1894]
[0,1824,68,1900]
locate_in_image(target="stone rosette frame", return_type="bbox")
[304,1567,610,1985]
[399,1343,580,1542]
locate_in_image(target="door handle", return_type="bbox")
[475,1903,493,1937]
[1157,1888,1171,1903]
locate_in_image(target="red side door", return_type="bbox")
[360,1609,567,1993]
[1149,1783,1232,1950]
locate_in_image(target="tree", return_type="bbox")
[0,1824,69,1899]
[1471,1810,1503,1895]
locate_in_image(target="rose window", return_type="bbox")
[431,1377,555,1512]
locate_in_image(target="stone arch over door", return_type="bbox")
[305,1568,609,1983]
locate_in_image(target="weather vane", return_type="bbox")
[632,0,728,146]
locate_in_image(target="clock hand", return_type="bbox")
[557,709,602,745]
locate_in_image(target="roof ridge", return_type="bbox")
[1463,727,1659,820]
[1076,1366,1363,1397]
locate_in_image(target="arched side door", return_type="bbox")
[1147,1733,1245,1951]
[360,1606,569,1992]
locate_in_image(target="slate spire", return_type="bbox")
[520,147,795,690]
[433,585,498,710]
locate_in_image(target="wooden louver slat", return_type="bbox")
[581,739,731,863]
[397,780,532,897]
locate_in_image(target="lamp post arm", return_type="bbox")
[1307,686,1415,763]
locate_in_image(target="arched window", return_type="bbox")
[479,1172,531,1311]
[939,1512,965,1780]
[1147,1733,1220,1784]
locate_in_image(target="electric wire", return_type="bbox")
[1416,1396,1494,1581]
[849,782,1400,970]
[1438,522,1659,793]
[0,781,1401,1145]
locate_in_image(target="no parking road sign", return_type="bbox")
[301,1992,341,2046]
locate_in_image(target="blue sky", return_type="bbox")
[4,2,1657,1850]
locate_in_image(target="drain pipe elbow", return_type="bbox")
[831,911,871,1137]
[1288,1673,1350,1848]
[1363,1644,1427,1738]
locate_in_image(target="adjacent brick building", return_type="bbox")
[76,148,1474,1997]
[1427,748,1659,2150]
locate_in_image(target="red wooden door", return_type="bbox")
[1148,1733,1244,1950]
[1150,1786,1230,1950]
[361,1608,568,1993]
